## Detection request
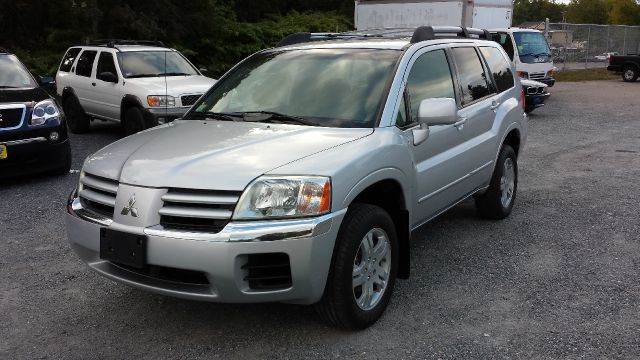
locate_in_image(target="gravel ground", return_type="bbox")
[1,80,639,359]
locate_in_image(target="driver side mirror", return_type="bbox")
[97,71,118,83]
[413,98,458,146]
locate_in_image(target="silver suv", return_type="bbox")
[66,27,527,329]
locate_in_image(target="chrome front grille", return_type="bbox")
[180,94,202,107]
[526,86,546,95]
[529,72,546,80]
[78,172,119,218]
[0,104,26,130]
[159,189,241,233]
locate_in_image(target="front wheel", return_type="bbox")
[315,203,398,329]
[475,145,518,219]
[622,66,638,82]
[63,96,90,134]
[123,107,146,136]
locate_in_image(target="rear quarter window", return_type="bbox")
[59,48,81,72]
[480,46,515,93]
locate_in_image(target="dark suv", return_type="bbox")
[0,48,71,178]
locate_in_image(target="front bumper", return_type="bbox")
[66,194,346,305]
[0,135,70,178]
[144,107,190,125]
[525,92,551,112]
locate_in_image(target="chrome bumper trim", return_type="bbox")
[2,137,47,146]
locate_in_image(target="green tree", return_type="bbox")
[607,0,640,25]
[513,0,568,25]
[566,0,610,24]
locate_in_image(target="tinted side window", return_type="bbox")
[97,52,117,76]
[59,48,81,72]
[75,50,97,77]
[480,46,514,93]
[491,33,514,60]
[405,49,455,124]
[451,47,492,106]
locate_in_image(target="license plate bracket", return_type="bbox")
[100,228,147,269]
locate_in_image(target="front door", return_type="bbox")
[92,51,122,121]
[397,47,470,224]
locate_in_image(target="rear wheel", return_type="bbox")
[123,107,146,135]
[622,65,638,82]
[315,203,398,329]
[63,96,90,134]
[475,145,518,220]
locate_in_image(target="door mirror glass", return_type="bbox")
[418,98,457,126]
[97,71,118,83]
[38,75,55,86]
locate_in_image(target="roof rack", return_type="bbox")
[85,39,166,48]
[276,26,491,47]
[0,47,9,54]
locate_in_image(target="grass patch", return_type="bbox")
[555,68,619,82]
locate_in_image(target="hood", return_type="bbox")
[0,86,50,104]
[125,75,216,95]
[83,120,373,190]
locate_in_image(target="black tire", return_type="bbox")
[51,141,72,176]
[315,203,398,329]
[475,145,518,220]
[123,107,146,136]
[63,96,90,134]
[622,65,638,82]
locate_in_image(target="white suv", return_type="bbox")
[55,41,216,134]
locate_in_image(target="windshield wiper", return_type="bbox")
[241,111,316,126]
[159,72,192,76]
[126,74,160,78]
[188,111,243,122]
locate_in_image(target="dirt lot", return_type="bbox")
[1,80,639,359]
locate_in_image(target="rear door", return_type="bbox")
[449,46,498,190]
[92,51,122,121]
[70,49,98,113]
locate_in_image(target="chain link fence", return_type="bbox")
[546,23,640,70]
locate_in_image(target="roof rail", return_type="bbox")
[410,26,491,43]
[85,39,166,48]
[0,47,9,54]
[276,26,491,47]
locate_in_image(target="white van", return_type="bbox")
[490,28,556,86]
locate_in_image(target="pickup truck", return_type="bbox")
[608,54,640,82]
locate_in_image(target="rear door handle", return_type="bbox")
[454,117,467,130]
[490,100,500,110]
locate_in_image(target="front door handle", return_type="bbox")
[454,117,467,131]
[490,100,500,110]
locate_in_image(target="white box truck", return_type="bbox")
[354,0,513,30]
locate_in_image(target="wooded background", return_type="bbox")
[1,0,639,76]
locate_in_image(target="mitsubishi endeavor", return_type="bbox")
[66,26,527,329]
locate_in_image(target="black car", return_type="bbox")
[608,54,640,82]
[0,48,71,178]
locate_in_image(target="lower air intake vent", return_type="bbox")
[242,253,292,291]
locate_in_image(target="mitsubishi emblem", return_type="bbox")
[121,194,139,217]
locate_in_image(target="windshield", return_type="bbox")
[117,51,198,78]
[0,55,37,88]
[513,32,551,63]
[188,49,400,128]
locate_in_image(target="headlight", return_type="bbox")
[233,176,331,220]
[517,71,528,79]
[30,99,60,126]
[147,95,175,107]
